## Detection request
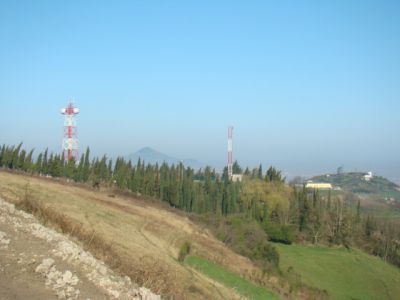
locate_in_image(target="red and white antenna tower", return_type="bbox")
[227,126,233,178]
[61,100,80,162]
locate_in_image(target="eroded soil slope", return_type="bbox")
[0,197,159,300]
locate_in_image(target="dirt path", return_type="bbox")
[0,197,160,300]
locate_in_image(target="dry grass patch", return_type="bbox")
[15,189,181,297]
[0,171,252,299]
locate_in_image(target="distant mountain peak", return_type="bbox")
[139,146,153,152]
[126,147,204,170]
[135,147,167,156]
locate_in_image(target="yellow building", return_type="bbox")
[305,182,333,190]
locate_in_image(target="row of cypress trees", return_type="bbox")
[0,143,243,215]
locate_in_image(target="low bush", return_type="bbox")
[200,214,280,272]
[252,239,280,269]
[263,222,294,244]
[178,241,191,262]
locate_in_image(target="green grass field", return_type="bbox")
[276,244,400,300]
[185,256,280,300]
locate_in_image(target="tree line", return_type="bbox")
[0,144,256,215]
[1,143,399,268]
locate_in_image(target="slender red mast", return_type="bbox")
[61,100,79,161]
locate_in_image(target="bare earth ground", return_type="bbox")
[0,171,279,299]
[0,197,159,300]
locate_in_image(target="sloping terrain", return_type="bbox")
[5,170,399,299]
[0,171,278,299]
[185,256,280,300]
[276,244,400,300]
[0,197,159,300]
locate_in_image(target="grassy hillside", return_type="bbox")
[0,171,277,299]
[185,256,279,300]
[276,244,400,300]
[2,170,400,299]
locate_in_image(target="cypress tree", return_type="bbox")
[18,149,26,170]
[82,147,91,182]
[25,149,34,173]
[0,144,5,166]
[258,164,263,180]
[356,199,361,223]
[42,148,48,174]
[10,143,23,169]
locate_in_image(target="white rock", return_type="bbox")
[63,270,73,283]
[98,266,107,276]
[57,290,66,299]
[0,231,10,248]
[70,275,79,286]
[124,276,131,284]
[109,290,120,298]
[139,287,162,300]
[35,258,55,274]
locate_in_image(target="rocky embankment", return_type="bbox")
[0,197,160,300]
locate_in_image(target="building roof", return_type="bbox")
[305,182,333,190]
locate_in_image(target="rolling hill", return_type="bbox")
[1,170,400,299]
[0,171,278,299]
[126,147,204,170]
[310,172,400,220]
[311,172,400,201]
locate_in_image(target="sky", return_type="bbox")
[1,1,399,181]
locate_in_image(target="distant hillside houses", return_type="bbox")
[363,171,373,181]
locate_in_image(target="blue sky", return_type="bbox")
[1,1,399,181]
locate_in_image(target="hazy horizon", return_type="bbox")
[1,2,399,183]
